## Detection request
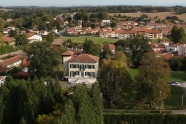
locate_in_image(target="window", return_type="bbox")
[70,64,73,68]
[88,65,91,69]
[92,65,95,69]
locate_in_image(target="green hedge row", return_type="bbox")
[104,109,172,114]
[104,114,186,124]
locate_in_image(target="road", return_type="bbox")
[58,28,67,36]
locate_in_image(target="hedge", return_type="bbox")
[104,114,186,124]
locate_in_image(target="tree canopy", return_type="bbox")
[24,42,61,78]
[135,52,171,107]
[83,39,100,56]
[169,26,186,43]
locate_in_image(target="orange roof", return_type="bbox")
[26,33,35,38]
[0,76,6,80]
[154,51,163,54]
[68,53,99,63]
[1,55,22,66]
[22,59,30,67]
[160,40,171,42]
[62,51,74,56]
[102,44,115,50]
[161,27,172,31]
[52,39,63,46]
[162,54,173,60]
[2,36,15,42]
[0,64,9,72]
[15,72,32,77]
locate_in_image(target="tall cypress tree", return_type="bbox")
[74,85,96,124]
[91,83,104,124]
[57,99,76,124]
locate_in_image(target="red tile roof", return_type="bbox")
[52,39,63,46]
[162,54,173,60]
[22,59,30,67]
[0,64,9,72]
[1,55,22,66]
[61,51,74,56]
[0,76,6,80]
[2,36,15,42]
[68,53,99,63]
[102,44,115,50]
[15,72,32,77]
[26,33,35,38]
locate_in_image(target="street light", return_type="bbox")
[160,91,162,114]
[182,94,184,106]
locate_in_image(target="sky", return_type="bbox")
[1,0,186,6]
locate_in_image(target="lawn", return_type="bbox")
[164,86,186,107]
[60,36,118,44]
[52,63,63,78]
[129,68,186,82]
[128,68,186,108]
[150,38,169,43]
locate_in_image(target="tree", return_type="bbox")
[15,34,29,45]
[57,100,76,124]
[135,52,171,108]
[74,85,96,124]
[46,33,54,42]
[100,43,112,61]
[170,26,186,43]
[0,18,5,31]
[9,30,17,37]
[25,42,61,78]
[99,59,133,105]
[83,39,100,56]
[90,83,104,124]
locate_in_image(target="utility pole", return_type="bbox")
[160,91,162,114]
[182,94,184,106]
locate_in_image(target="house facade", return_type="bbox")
[62,51,99,84]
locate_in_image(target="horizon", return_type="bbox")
[1,0,186,7]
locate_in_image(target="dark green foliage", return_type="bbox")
[104,114,164,124]
[164,114,186,124]
[170,26,186,43]
[15,34,29,45]
[0,76,63,124]
[91,83,104,124]
[46,33,54,42]
[25,42,61,78]
[83,38,100,56]
[58,100,76,124]
[0,45,14,55]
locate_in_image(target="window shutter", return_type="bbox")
[92,65,95,69]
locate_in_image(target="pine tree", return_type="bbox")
[52,78,63,104]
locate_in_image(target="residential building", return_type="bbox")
[0,55,23,68]
[26,33,42,43]
[62,51,99,84]
[52,39,63,47]
[101,44,116,54]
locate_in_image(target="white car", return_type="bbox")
[70,81,79,84]
[175,82,181,86]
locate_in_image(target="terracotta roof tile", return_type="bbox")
[2,36,15,42]
[52,39,63,46]
[0,64,9,72]
[22,59,30,67]
[1,55,22,66]
[61,51,74,56]
[68,53,99,63]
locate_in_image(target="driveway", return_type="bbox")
[58,80,92,89]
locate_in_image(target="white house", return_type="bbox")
[26,33,42,43]
[178,44,186,56]
[62,51,99,84]
[160,40,171,46]
[166,43,180,52]
[102,19,111,23]
[39,30,49,36]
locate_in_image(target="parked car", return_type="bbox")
[168,81,180,86]
[69,80,79,84]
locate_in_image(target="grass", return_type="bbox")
[52,63,63,78]
[169,71,186,82]
[150,38,169,43]
[164,86,186,107]
[129,68,186,82]
[128,68,186,108]
[60,36,118,44]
